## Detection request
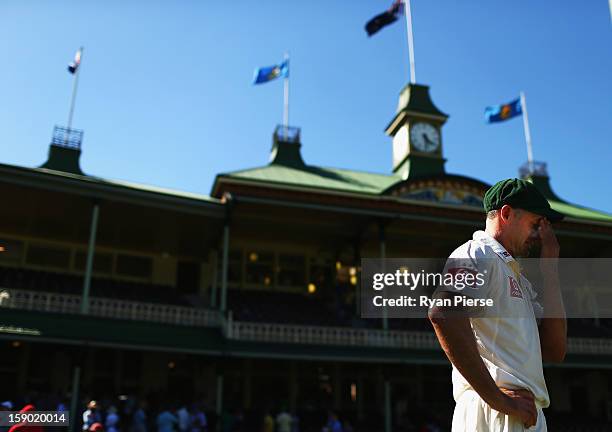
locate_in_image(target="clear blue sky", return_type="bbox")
[1,1,611,212]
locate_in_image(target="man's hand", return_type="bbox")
[538,219,559,277]
[492,387,537,428]
[537,218,567,361]
[539,219,559,259]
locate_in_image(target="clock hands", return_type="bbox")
[422,133,435,150]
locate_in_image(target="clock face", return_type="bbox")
[410,122,440,153]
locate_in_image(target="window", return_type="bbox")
[309,259,333,292]
[74,251,113,274]
[116,254,152,278]
[277,254,305,287]
[0,238,24,265]
[26,244,70,269]
[227,250,243,284]
[245,251,274,286]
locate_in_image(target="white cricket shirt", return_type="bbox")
[440,230,549,408]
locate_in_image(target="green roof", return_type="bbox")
[219,164,612,224]
[221,164,401,195]
[550,200,612,223]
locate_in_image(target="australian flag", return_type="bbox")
[365,0,404,37]
[485,98,522,123]
[67,48,82,74]
[253,60,289,85]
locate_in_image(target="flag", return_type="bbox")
[365,0,404,37]
[252,60,289,85]
[67,48,82,74]
[484,98,522,123]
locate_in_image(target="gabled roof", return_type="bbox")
[215,164,612,225]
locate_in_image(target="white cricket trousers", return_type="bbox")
[451,390,547,432]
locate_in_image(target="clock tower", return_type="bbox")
[384,83,448,180]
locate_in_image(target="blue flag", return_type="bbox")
[253,60,289,85]
[484,98,522,123]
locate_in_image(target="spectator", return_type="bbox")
[106,406,120,432]
[189,405,207,432]
[275,408,292,432]
[177,405,190,432]
[156,406,177,432]
[131,401,147,432]
[8,404,43,432]
[90,424,104,432]
[56,398,68,413]
[261,411,274,432]
[83,401,102,431]
[322,412,342,432]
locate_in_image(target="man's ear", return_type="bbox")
[499,204,513,223]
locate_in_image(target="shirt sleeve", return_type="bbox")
[434,249,497,301]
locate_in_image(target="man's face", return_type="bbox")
[506,208,544,257]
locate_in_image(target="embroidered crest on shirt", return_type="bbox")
[508,276,523,299]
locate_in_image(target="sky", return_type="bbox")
[1,1,611,212]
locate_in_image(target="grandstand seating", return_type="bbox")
[227,289,341,326]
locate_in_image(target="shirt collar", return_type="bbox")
[473,230,515,263]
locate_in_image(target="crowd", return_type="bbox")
[5,393,611,432]
[0,394,446,432]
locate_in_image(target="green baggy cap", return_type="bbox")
[483,178,564,222]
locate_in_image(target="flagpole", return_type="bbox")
[520,91,534,173]
[283,52,289,139]
[66,46,83,145]
[403,0,416,84]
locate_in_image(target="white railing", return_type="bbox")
[2,288,612,355]
[0,289,222,328]
[228,319,440,350]
[226,320,612,355]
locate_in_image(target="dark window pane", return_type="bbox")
[246,251,274,286]
[26,244,70,269]
[278,254,305,287]
[74,251,113,273]
[116,254,152,278]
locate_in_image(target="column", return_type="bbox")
[81,203,100,314]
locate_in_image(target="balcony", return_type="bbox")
[0,288,221,328]
[3,288,612,356]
